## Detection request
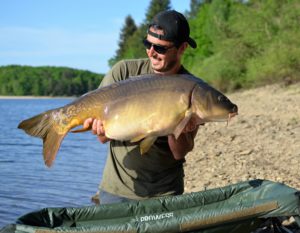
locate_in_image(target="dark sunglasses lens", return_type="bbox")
[143,39,167,54]
[143,39,151,49]
[153,45,167,54]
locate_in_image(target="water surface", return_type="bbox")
[0,98,107,227]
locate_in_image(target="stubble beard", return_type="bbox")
[151,55,178,73]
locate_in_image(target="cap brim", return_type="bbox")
[188,38,197,49]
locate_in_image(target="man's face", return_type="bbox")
[145,27,181,74]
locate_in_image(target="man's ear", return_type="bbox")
[179,42,188,54]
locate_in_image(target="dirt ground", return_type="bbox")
[183,82,300,232]
[184,82,300,192]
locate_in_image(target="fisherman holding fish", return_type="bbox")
[18,10,237,204]
[86,10,206,203]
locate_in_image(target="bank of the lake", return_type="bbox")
[184,82,300,192]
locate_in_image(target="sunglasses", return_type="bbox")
[143,39,175,54]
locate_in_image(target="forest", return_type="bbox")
[0,65,103,96]
[0,0,299,96]
[110,0,300,92]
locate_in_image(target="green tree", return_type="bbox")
[127,0,171,59]
[145,0,171,24]
[108,0,172,65]
[187,0,204,19]
[0,65,104,96]
[109,15,137,67]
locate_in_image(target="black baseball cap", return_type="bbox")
[148,10,197,49]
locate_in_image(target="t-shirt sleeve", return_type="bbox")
[99,60,129,88]
[99,58,151,88]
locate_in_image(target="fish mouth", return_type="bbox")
[229,112,238,118]
[227,112,238,125]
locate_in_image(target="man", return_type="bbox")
[85,10,200,204]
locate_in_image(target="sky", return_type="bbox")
[0,1,190,74]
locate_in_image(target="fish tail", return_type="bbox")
[18,110,67,167]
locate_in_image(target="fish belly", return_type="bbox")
[103,90,190,141]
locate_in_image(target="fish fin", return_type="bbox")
[173,109,193,139]
[43,131,66,167]
[18,110,68,167]
[140,136,157,155]
[130,134,147,143]
[71,124,92,133]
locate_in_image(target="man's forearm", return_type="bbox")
[168,127,198,160]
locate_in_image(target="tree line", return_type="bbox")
[110,0,300,92]
[0,65,103,96]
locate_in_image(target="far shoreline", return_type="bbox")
[0,95,75,99]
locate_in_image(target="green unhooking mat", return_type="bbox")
[1,179,300,233]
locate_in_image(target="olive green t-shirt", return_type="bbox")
[99,58,189,200]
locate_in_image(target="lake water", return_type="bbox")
[0,98,107,228]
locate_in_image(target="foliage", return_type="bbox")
[109,0,172,66]
[187,0,204,19]
[109,0,300,92]
[145,0,171,24]
[108,15,137,67]
[184,0,300,91]
[0,65,104,96]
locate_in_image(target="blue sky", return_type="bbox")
[0,1,190,74]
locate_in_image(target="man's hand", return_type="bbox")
[84,118,110,143]
[182,116,202,133]
[168,116,203,160]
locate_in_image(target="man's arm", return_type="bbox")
[168,116,203,160]
[168,127,198,160]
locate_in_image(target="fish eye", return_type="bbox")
[218,95,228,102]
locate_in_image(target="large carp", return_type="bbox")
[18,74,238,167]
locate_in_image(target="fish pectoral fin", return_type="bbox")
[130,134,147,143]
[71,124,92,133]
[140,136,157,155]
[173,109,193,139]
